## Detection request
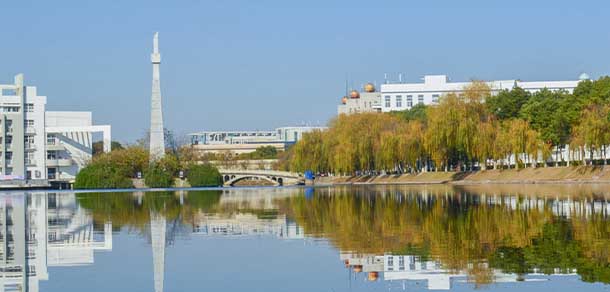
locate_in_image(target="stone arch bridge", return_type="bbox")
[219,170,303,187]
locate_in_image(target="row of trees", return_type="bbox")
[289,77,610,174]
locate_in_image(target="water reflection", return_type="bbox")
[0,193,111,292]
[0,185,608,291]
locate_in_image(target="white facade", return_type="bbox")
[379,74,583,112]
[45,111,111,181]
[0,74,112,185]
[0,74,47,180]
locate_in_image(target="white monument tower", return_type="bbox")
[149,32,166,160]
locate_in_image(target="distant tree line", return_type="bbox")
[289,77,610,174]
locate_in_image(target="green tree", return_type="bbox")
[74,163,133,189]
[391,103,428,122]
[187,164,223,187]
[486,87,531,120]
[92,140,124,156]
[144,162,174,188]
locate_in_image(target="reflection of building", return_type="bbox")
[219,188,300,209]
[478,194,610,219]
[189,126,326,155]
[0,74,111,186]
[190,189,305,239]
[193,213,304,239]
[0,193,112,292]
[341,252,578,290]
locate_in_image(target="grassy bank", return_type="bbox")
[315,166,610,185]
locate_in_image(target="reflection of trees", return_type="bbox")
[286,187,610,285]
[76,187,609,285]
[76,191,222,230]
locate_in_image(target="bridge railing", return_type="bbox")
[218,169,301,178]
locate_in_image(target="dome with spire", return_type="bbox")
[350,90,360,99]
[341,96,348,104]
[364,83,376,92]
[579,73,590,81]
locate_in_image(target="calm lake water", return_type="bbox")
[2,184,609,291]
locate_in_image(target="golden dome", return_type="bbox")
[367,271,379,281]
[364,83,375,92]
[353,265,363,273]
[341,96,348,104]
[350,90,360,99]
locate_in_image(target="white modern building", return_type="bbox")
[379,74,585,112]
[189,126,327,155]
[338,74,587,114]
[0,74,111,186]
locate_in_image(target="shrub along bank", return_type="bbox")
[74,146,223,189]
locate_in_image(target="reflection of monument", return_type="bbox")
[150,211,166,292]
[0,193,112,292]
[149,32,165,160]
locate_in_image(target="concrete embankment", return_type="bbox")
[314,166,610,186]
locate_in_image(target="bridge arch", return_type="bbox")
[223,175,281,186]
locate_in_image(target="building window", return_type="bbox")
[5,120,12,133]
[47,135,56,145]
[4,106,19,112]
[384,96,391,108]
[432,94,440,103]
[47,151,57,160]
[26,152,35,164]
[25,104,34,112]
[418,94,424,104]
[25,136,34,144]
[25,120,34,127]
[406,95,413,107]
[395,95,402,108]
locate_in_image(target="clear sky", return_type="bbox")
[1,0,609,142]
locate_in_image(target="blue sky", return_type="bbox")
[1,0,609,142]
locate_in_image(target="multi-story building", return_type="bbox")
[338,74,587,114]
[0,74,111,186]
[189,126,326,155]
[379,74,585,112]
[0,74,47,181]
[337,83,382,115]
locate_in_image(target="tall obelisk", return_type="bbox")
[150,32,165,161]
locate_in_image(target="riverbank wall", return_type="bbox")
[314,166,610,185]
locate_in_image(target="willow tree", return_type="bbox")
[502,119,540,169]
[290,129,329,172]
[459,81,492,169]
[571,104,610,165]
